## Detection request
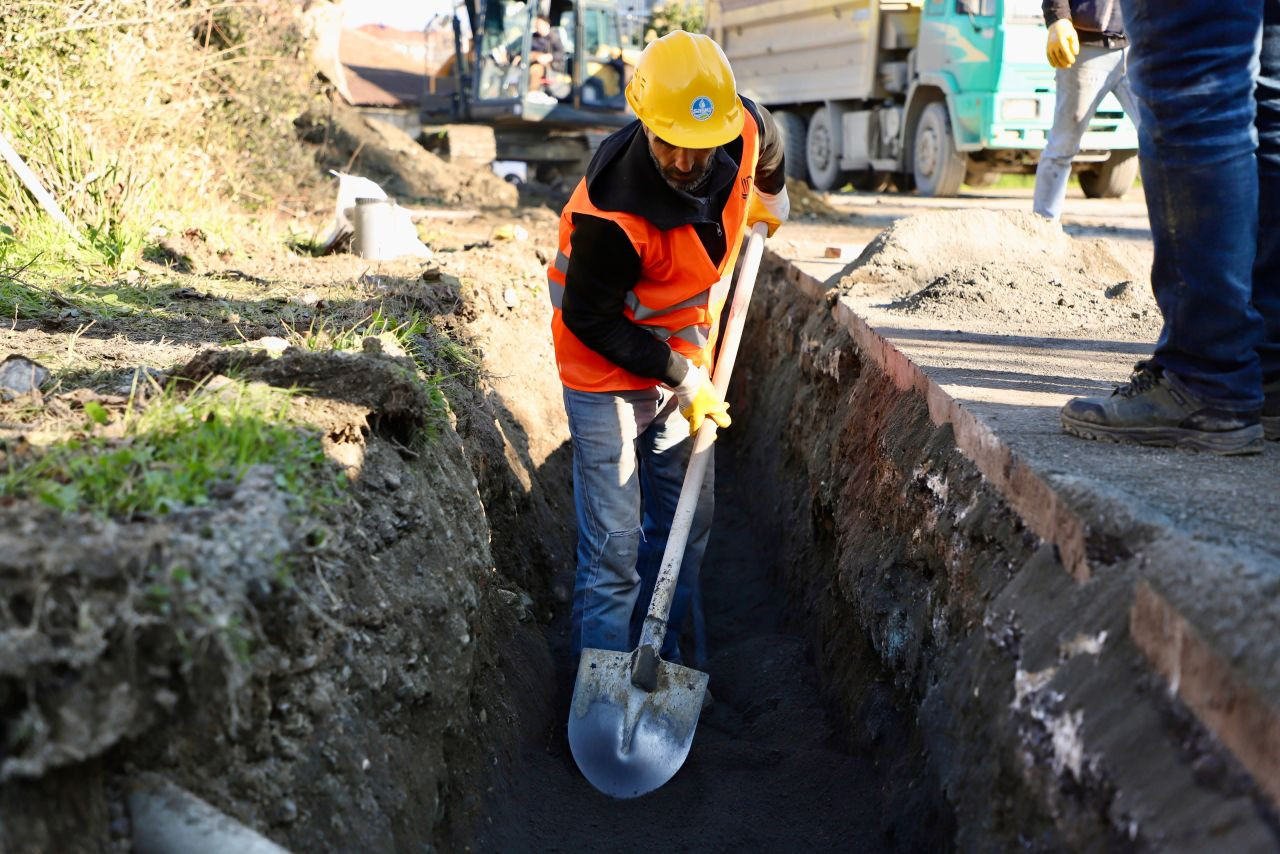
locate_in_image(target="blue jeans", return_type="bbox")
[563,386,714,662]
[1122,0,1280,408]
[1033,44,1140,221]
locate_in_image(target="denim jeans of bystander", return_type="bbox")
[1121,0,1280,409]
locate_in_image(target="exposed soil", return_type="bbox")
[839,209,1159,338]
[295,97,519,210]
[730,234,1280,850]
[456,438,912,852]
[4,106,903,849]
[0,112,558,852]
[7,62,1236,849]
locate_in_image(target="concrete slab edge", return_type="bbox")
[1131,578,1280,810]
[763,247,1280,813]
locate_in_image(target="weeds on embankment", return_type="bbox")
[0,376,346,518]
[0,1,466,518]
[0,1,318,286]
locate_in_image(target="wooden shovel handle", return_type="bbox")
[636,222,770,656]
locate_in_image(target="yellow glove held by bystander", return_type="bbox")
[1046,19,1080,69]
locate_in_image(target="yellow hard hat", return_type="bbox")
[625,31,745,149]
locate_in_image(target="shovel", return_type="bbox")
[569,222,770,798]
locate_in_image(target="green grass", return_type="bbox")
[968,173,1039,190]
[0,258,48,318]
[0,265,150,322]
[964,172,1144,191]
[0,377,345,518]
[0,98,150,272]
[283,306,431,366]
[0,221,207,322]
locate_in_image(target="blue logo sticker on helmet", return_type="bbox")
[690,96,714,122]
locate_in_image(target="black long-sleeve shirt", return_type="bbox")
[560,99,785,386]
[1042,0,1126,44]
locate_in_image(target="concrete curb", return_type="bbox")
[763,246,1280,817]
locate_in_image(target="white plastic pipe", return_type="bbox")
[0,129,79,238]
[129,774,292,854]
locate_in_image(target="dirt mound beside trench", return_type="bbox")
[296,98,518,209]
[840,209,1159,337]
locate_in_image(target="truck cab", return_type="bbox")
[911,0,1138,194]
[708,0,1138,197]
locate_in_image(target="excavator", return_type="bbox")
[423,0,639,184]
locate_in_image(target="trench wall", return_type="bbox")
[0,350,549,853]
[728,253,1280,850]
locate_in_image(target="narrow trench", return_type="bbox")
[465,435,915,852]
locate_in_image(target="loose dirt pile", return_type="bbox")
[839,209,1159,337]
[787,177,846,221]
[295,98,518,209]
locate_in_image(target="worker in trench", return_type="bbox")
[546,31,789,668]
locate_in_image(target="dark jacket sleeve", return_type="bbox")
[1043,0,1071,26]
[548,31,567,69]
[752,103,787,195]
[561,213,690,387]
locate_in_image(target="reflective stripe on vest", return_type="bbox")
[549,109,761,392]
[547,277,709,347]
[549,252,725,323]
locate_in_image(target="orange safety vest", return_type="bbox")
[547,113,761,392]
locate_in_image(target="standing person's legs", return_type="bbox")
[1108,46,1141,133]
[1256,0,1280,437]
[564,386,661,658]
[1124,0,1266,409]
[630,393,715,662]
[1033,45,1126,220]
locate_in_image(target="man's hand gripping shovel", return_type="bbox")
[567,223,770,798]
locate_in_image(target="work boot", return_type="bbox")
[1264,379,1280,442]
[1061,361,1264,455]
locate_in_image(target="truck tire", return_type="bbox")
[911,102,966,197]
[1079,150,1139,199]
[772,110,809,185]
[806,106,850,192]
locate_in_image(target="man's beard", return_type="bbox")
[649,147,715,194]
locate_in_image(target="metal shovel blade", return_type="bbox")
[568,647,709,799]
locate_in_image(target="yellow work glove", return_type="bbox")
[747,185,790,236]
[672,363,731,437]
[1046,19,1080,69]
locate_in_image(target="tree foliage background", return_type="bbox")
[643,0,706,42]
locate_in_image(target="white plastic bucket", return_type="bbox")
[352,197,399,260]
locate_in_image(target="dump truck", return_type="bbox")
[706,0,1139,196]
